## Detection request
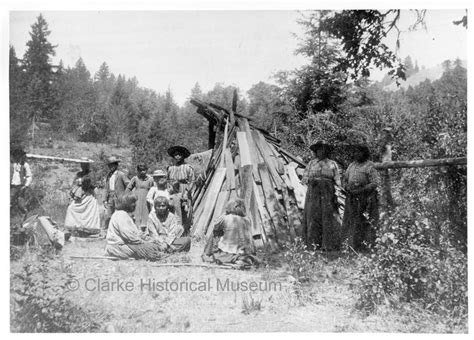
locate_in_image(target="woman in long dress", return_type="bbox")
[301,141,342,250]
[342,143,380,251]
[64,160,100,236]
[126,163,154,231]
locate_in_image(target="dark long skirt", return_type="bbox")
[302,179,341,250]
[342,190,379,251]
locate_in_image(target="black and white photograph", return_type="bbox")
[5,2,470,334]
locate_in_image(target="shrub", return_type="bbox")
[355,203,468,325]
[282,237,316,284]
[241,294,262,315]
[10,256,102,332]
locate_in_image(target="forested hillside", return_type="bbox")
[10,11,467,330]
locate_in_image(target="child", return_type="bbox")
[147,175,171,212]
[125,164,154,230]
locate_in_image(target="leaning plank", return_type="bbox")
[236,131,252,166]
[238,118,262,183]
[219,119,229,168]
[253,182,278,251]
[258,163,289,244]
[239,164,260,237]
[374,157,467,169]
[267,143,286,175]
[275,146,307,168]
[252,131,283,190]
[281,187,301,240]
[193,166,215,212]
[205,189,231,238]
[192,168,226,236]
[285,162,307,209]
[223,148,236,190]
[280,186,296,240]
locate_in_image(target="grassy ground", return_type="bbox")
[10,141,468,333]
[10,238,466,333]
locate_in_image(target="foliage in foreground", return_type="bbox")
[11,254,102,332]
[355,203,468,326]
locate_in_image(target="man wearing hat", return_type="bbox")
[10,147,32,214]
[167,145,196,234]
[104,156,130,229]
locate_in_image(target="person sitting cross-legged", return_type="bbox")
[105,194,166,260]
[202,199,260,268]
[145,196,191,253]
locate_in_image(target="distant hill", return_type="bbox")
[382,60,467,91]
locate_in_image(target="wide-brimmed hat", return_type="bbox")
[152,169,167,177]
[309,141,333,153]
[167,145,191,159]
[106,156,121,164]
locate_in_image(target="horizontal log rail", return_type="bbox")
[26,154,93,163]
[374,157,466,169]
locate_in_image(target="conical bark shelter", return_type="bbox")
[190,98,308,250]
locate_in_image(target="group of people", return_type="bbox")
[12,135,381,262]
[301,138,380,252]
[64,145,195,259]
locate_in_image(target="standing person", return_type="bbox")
[167,145,196,234]
[342,142,380,251]
[146,196,191,253]
[104,156,130,229]
[301,141,342,250]
[10,148,32,215]
[146,170,170,211]
[105,194,166,260]
[126,163,154,231]
[74,157,93,183]
[64,158,100,236]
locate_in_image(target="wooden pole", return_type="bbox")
[374,157,466,169]
[26,154,94,164]
[208,122,216,149]
[230,89,237,126]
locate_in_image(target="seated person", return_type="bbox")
[146,196,191,253]
[65,177,101,236]
[105,194,166,260]
[202,199,259,267]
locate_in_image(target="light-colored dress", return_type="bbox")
[146,187,171,210]
[64,173,100,235]
[105,210,165,260]
[146,211,190,252]
[126,175,154,228]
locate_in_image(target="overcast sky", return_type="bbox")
[9,9,467,105]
